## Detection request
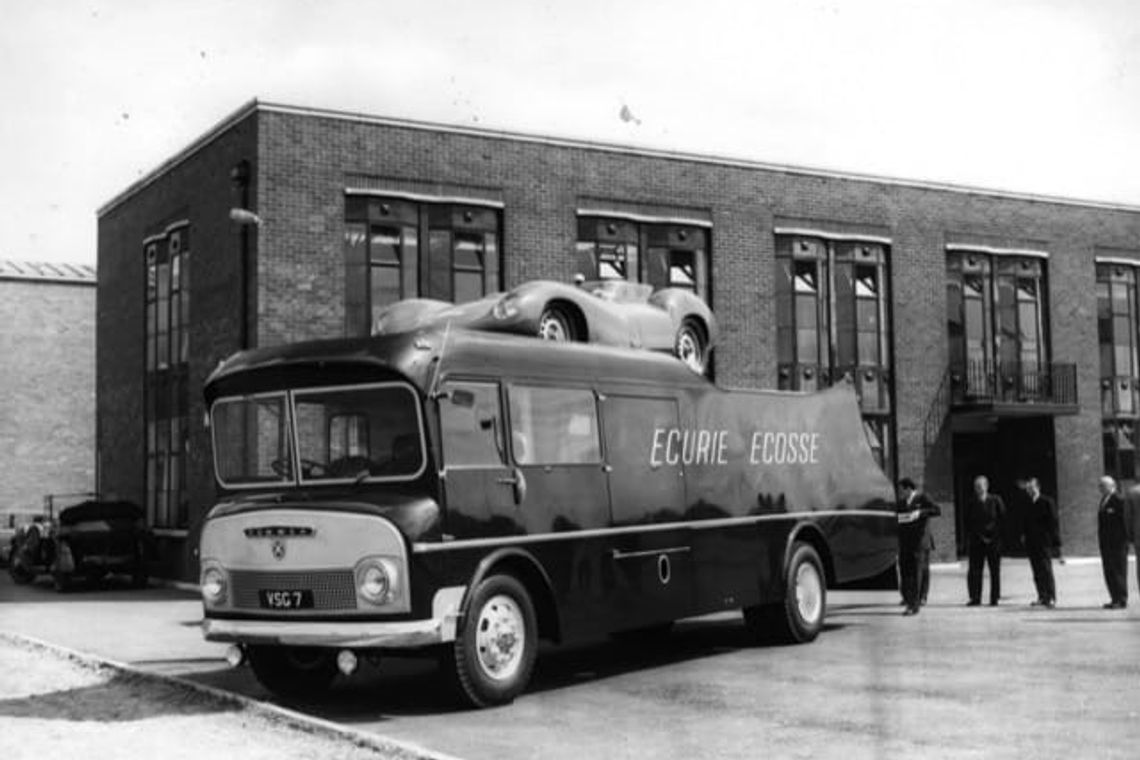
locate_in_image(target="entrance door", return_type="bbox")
[951,417,1056,557]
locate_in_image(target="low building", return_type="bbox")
[96,99,1140,581]
[0,260,97,528]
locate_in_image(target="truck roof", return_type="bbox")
[204,328,711,401]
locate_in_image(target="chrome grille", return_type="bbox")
[230,569,357,611]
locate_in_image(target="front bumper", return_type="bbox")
[202,585,465,649]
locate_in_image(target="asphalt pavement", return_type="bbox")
[2,556,1139,759]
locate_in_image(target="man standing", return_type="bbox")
[966,475,1005,606]
[1022,477,1060,608]
[896,477,941,615]
[1097,475,1128,609]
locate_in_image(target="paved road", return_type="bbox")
[2,558,1139,759]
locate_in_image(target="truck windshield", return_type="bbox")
[211,383,425,488]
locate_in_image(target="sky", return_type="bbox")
[2,0,1138,267]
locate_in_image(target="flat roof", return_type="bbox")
[99,98,1140,217]
[0,259,96,284]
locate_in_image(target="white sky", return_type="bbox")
[2,0,1138,266]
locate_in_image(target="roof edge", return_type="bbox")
[99,99,1140,217]
[97,98,261,216]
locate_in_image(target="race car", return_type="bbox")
[372,278,717,374]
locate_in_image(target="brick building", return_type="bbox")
[97,99,1140,581]
[0,260,97,525]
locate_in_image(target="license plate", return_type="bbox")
[258,589,314,609]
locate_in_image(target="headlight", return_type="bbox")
[201,565,228,605]
[491,293,520,320]
[355,556,401,606]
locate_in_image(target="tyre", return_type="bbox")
[247,645,338,699]
[744,542,826,644]
[447,574,538,708]
[9,560,35,585]
[537,305,578,342]
[674,319,708,374]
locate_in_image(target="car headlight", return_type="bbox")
[355,556,401,606]
[491,293,520,320]
[201,565,228,606]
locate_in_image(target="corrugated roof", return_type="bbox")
[0,259,97,284]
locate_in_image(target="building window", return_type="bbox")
[575,216,711,304]
[144,224,190,530]
[1097,263,1140,481]
[946,252,1049,401]
[344,196,502,336]
[775,235,893,475]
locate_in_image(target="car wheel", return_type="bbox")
[674,319,708,374]
[247,645,338,699]
[447,574,538,708]
[537,304,577,342]
[743,542,826,644]
[9,559,35,585]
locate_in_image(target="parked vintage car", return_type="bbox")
[7,500,152,591]
[372,278,718,374]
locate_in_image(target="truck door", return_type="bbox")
[437,380,521,533]
[600,393,694,629]
[506,384,611,534]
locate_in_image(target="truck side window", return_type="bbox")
[439,381,504,467]
[509,386,600,465]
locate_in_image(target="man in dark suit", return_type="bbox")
[1097,475,1129,609]
[1022,477,1060,608]
[896,477,941,615]
[965,475,1005,606]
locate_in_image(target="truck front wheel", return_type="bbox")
[448,574,537,708]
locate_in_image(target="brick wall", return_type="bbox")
[0,279,95,520]
[99,104,1140,577]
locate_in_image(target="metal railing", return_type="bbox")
[950,360,1078,407]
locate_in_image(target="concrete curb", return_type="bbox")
[0,629,463,760]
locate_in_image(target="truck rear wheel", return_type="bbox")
[744,542,826,644]
[247,645,338,699]
[447,574,537,708]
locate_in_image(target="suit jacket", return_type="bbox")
[1099,491,1127,543]
[897,492,941,552]
[1022,493,1060,552]
[966,493,1005,544]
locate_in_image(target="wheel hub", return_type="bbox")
[475,594,525,680]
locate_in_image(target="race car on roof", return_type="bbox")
[372,277,718,374]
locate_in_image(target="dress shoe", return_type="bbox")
[966,600,981,607]
[903,607,918,616]
[989,600,999,607]
[1044,600,1055,609]
[1103,602,1125,609]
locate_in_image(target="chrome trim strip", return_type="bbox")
[612,546,691,560]
[203,617,448,648]
[414,509,892,553]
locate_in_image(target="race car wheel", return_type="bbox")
[674,319,708,374]
[247,645,338,699]
[744,542,826,644]
[538,304,578,342]
[447,574,538,708]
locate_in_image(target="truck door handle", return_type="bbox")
[497,468,527,504]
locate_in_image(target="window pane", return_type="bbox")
[370,265,401,322]
[371,227,402,264]
[509,386,600,465]
[211,395,292,485]
[439,382,504,466]
[293,384,423,481]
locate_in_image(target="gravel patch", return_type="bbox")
[0,632,456,760]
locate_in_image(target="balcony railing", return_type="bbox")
[950,360,1078,408]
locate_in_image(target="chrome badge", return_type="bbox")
[271,540,286,561]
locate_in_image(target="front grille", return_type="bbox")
[230,569,357,611]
